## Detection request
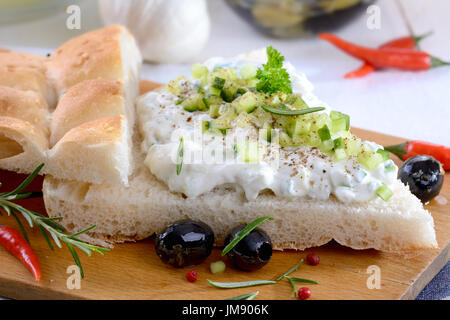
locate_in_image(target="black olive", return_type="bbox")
[155,219,214,267]
[224,225,272,272]
[398,155,444,203]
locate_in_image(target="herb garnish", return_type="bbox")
[221,216,273,256]
[225,291,259,300]
[0,164,109,278]
[262,105,325,116]
[285,276,319,284]
[256,46,292,95]
[207,279,276,289]
[286,276,298,297]
[275,258,304,281]
[177,137,184,175]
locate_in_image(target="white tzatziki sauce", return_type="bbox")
[137,50,397,202]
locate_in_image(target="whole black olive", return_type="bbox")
[155,219,214,267]
[224,225,272,271]
[398,155,444,203]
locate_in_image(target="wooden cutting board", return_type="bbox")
[0,127,448,300]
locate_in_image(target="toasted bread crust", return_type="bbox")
[50,79,125,146]
[46,25,128,96]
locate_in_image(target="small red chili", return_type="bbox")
[319,33,449,71]
[297,287,311,300]
[306,253,320,266]
[186,270,198,282]
[385,141,450,171]
[0,225,41,282]
[345,32,432,78]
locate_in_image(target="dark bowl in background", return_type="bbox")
[226,0,375,38]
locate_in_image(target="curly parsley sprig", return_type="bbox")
[256,46,293,95]
[0,164,109,278]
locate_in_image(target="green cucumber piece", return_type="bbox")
[376,149,390,161]
[318,124,331,141]
[221,80,239,102]
[235,92,257,114]
[376,184,393,201]
[235,141,260,163]
[240,63,257,80]
[191,63,208,79]
[209,104,221,118]
[330,111,350,131]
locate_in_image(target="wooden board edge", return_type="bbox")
[400,242,449,300]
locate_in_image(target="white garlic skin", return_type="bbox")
[98,0,210,63]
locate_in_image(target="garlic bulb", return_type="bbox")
[98,0,210,63]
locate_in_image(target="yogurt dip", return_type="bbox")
[137,49,397,202]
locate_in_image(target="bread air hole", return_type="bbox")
[0,135,24,159]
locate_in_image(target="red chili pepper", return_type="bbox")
[0,225,41,282]
[384,141,450,171]
[345,32,432,78]
[319,33,449,71]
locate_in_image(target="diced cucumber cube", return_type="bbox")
[331,117,347,134]
[191,63,208,79]
[209,104,221,118]
[279,131,294,147]
[211,118,231,130]
[210,261,226,274]
[376,149,390,161]
[235,141,260,162]
[294,119,311,135]
[212,77,226,89]
[235,92,257,114]
[247,79,259,88]
[234,112,253,128]
[214,68,238,81]
[292,134,307,146]
[306,132,321,147]
[334,148,347,161]
[344,136,362,156]
[202,97,210,110]
[221,80,239,102]
[292,96,308,109]
[202,120,210,133]
[182,93,203,112]
[318,124,331,141]
[166,76,186,95]
[385,163,396,172]
[358,149,384,171]
[236,88,247,96]
[333,137,343,149]
[261,122,273,142]
[240,63,257,80]
[376,184,393,201]
[330,111,350,131]
[207,96,222,105]
[208,86,222,96]
[252,106,272,126]
[320,139,334,153]
[311,113,330,131]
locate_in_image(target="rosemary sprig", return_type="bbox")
[207,279,276,289]
[261,105,325,116]
[225,291,259,300]
[222,216,273,256]
[285,276,319,285]
[275,258,304,281]
[0,164,109,278]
